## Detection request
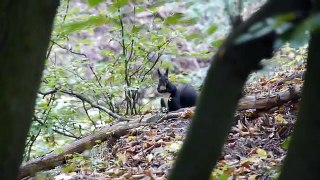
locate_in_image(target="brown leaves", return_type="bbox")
[181,108,194,119]
[215,70,302,179]
[77,118,190,179]
[50,70,303,179]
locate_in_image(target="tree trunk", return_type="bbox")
[168,0,311,179]
[279,3,320,179]
[0,1,59,179]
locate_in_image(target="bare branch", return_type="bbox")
[39,89,135,122]
[140,40,170,82]
[82,101,97,129]
[50,40,87,58]
[34,116,79,139]
[87,62,115,112]
[62,0,70,23]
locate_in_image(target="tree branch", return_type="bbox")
[39,89,135,122]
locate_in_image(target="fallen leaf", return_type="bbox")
[275,114,288,124]
[256,148,268,159]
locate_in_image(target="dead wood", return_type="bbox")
[238,85,302,110]
[271,72,305,88]
[19,85,302,178]
[18,112,184,179]
[19,120,148,179]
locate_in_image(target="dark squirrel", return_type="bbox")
[157,68,198,112]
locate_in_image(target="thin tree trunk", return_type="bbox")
[169,0,311,179]
[0,1,59,179]
[280,3,320,178]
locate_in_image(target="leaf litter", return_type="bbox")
[39,66,305,180]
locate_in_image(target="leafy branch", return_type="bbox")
[39,89,135,122]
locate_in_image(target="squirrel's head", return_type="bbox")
[157,68,170,93]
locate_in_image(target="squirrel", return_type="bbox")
[157,68,198,112]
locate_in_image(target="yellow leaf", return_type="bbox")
[256,148,268,159]
[117,153,127,166]
[269,77,281,83]
[127,136,137,141]
[275,114,288,124]
[240,159,250,165]
[296,55,304,61]
[167,142,182,153]
[249,174,258,180]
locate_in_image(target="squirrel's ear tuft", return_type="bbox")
[157,69,162,77]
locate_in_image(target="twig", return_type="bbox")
[140,39,171,82]
[59,90,135,122]
[82,101,97,129]
[34,116,79,139]
[62,0,70,23]
[50,40,87,58]
[87,62,115,112]
[25,127,42,161]
[140,52,162,82]
[119,10,130,87]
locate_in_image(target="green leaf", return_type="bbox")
[118,54,127,62]
[186,33,203,40]
[135,7,146,13]
[218,173,229,180]
[275,12,297,24]
[101,50,115,57]
[107,4,118,13]
[235,25,273,44]
[206,24,218,35]
[132,26,141,34]
[114,0,130,8]
[281,136,291,150]
[180,17,197,25]
[235,13,296,45]
[57,16,111,35]
[211,39,224,48]
[62,163,77,173]
[87,0,104,7]
[79,38,92,45]
[176,27,187,32]
[150,6,158,13]
[164,13,184,25]
[288,13,320,48]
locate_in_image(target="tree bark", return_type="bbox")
[238,85,302,110]
[169,0,311,179]
[0,1,59,179]
[279,4,320,179]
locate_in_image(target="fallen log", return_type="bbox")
[19,85,302,178]
[271,72,305,88]
[238,85,302,110]
[18,112,186,179]
[19,120,148,179]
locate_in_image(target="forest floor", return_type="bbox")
[33,65,305,180]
